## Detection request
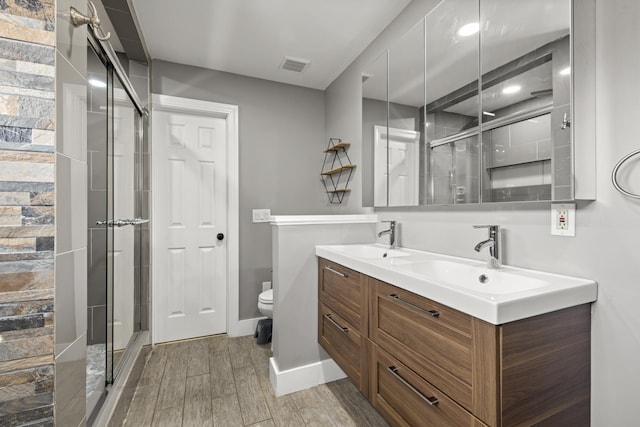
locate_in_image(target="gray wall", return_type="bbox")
[325,0,640,424]
[152,62,340,318]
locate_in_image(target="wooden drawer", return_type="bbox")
[318,302,369,396]
[371,345,486,427]
[318,258,368,333]
[371,279,474,409]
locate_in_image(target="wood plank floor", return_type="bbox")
[123,335,389,427]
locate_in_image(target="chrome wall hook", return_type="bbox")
[70,1,111,41]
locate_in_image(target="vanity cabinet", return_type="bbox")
[318,258,591,427]
[372,345,487,427]
[371,280,476,410]
[318,258,370,396]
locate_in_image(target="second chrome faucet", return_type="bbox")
[473,225,501,268]
[378,220,397,249]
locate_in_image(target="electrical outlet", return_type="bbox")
[252,209,271,223]
[551,203,575,236]
[556,209,568,230]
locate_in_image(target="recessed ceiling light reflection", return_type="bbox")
[502,85,521,95]
[560,67,571,76]
[457,22,479,37]
[89,78,106,88]
[483,111,496,117]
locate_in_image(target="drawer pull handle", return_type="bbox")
[325,266,349,278]
[388,366,439,406]
[389,294,440,317]
[324,314,348,332]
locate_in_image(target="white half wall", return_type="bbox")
[269,215,377,394]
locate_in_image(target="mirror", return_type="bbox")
[364,0,577,207]
[362,50,388,207]
[387,19,425,207]
[425,0,480,205]
[480,0,570,202]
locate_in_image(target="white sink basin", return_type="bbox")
[315,243,597,324]
[326,243,410,259]
[395,260,547,295]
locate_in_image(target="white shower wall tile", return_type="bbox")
[54,248,88,353]
[55,51,87,162]
[56,0,88,76]
[55,154,87,253]
[55,333,87,427]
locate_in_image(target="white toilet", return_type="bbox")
[258,289,273,318]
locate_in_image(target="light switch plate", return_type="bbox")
[551,203,575,236]
[252,209,271,223]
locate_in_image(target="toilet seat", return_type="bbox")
[258,289,273,304]
[258,289,273,319]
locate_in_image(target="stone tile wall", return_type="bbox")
[0,0,56,425]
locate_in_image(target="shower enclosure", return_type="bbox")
[86,37,147,419]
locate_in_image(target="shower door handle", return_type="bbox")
[129,218,150,225]
[96,218,149,227]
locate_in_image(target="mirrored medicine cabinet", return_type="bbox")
[362,0,596,208]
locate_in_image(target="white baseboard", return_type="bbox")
[227,316,266,337]
[269,356,346,396]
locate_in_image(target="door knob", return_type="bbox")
[217,233,225,241]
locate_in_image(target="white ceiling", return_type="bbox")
[130,0,411,90]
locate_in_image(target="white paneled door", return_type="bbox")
[153,109,228,343]
[111,95,135,351]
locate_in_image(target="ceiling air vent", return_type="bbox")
[280,56,310,73]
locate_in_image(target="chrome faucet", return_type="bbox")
[473,225,501,268]
[378,220,397,249]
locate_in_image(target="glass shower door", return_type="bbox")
[87,41,143,419]
[108,76,140,375]
[87,43,111,413]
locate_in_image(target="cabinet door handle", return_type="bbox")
[388,366,439,406]
[324,314,348,332]
[389,294,439,317]
[324,265,348,278]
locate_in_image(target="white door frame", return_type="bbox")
[151,94,242,340]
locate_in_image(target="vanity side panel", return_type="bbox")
[471,318,499,427]
[534,397,590,427]
[499,304,591,426]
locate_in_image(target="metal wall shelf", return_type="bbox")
[321,138,356,204]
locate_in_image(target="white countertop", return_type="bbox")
[316,243,597,325]
[271,214,378,226]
